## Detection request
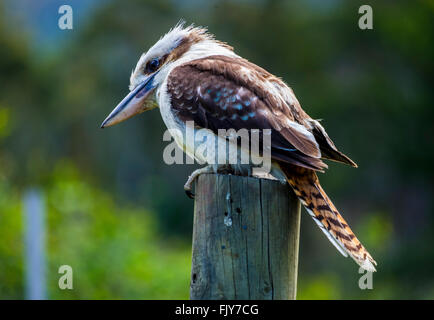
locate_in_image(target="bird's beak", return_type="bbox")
[100,73,157,128]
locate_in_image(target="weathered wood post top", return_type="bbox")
[190,173,301,300]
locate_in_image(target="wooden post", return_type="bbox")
[190,173,301,300]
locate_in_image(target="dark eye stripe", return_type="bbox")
[144,54,169,74]
[145,58,160,73]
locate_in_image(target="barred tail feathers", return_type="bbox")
[281,165,377,272]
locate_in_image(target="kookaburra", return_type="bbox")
[101,23,377,272]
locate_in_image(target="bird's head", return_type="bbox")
[101,22,234,128]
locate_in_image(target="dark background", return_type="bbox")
[0,0,433,299]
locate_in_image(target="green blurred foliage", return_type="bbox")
[0,161,191,299]
[0,0,433,299]
[298,274,342,300]
[46,162,191,299]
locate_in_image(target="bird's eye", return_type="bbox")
[146,58,160,73]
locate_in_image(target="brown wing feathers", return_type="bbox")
[167,57,327,170]
[309,119,358,167]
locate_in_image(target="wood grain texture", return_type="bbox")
[190,173,301,300]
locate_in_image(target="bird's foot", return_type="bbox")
[184,165,215,199]
[183,165,255,199]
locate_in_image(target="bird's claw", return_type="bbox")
[184,175,196,199]
[185,189,195,199]
[183,166,215,199]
